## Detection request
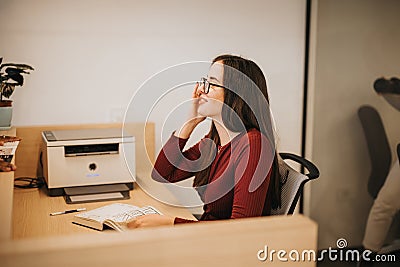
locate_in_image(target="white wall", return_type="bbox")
[1,0,306,207]
[1,0,306,152]
[308,0,400,249]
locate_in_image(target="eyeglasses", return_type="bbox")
[198,77,227,94]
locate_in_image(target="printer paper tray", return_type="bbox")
[64,184,130,204]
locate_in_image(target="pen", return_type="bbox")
[50,208,86,216]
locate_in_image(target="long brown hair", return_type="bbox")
[193,54,281,209]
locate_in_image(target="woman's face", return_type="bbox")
[197,61,225,119]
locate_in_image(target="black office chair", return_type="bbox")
[271,153,320,215]
[192,153,319,219]
[357,105,392,198]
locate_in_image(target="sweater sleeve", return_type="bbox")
[174,217,198,224]
[151,133,203,183]
[230,132,272,218]
[174,131,273,224]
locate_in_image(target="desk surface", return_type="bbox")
[12,175,196,239]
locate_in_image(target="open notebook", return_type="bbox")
[73,203,161,232]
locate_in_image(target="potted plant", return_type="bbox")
[0,57,34,129]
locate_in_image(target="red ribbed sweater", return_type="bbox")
[151,128,273,224]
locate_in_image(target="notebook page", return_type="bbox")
[110,206,161,222]
[140,206,161,215]
[111,208,145,222]
[75,203,142,223]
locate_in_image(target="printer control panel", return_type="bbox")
[43,131,56,141]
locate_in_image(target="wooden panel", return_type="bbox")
[0,172,14,241]
[15,122,155,178]
[2,215,318,267]
[0,127,16,241]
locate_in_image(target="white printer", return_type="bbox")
[40,128,135,203]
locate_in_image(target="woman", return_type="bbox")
[128,55,281,228]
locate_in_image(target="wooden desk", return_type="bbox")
[12,177,196,239]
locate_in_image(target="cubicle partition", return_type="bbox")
[1,215,317,267]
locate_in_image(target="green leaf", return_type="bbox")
[5,68,24,74]
[0,63,34,71]
[3,67,31,86]
[0,59,33,99]
[2,84,15,98]
[7,72,24,85]
[0,82,6,93]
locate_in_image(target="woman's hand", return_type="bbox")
[175,83,206,139]
[127,214,174,229]
[0,159,16,172]
[188,82,207,125]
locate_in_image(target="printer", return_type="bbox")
[40,128,135,203]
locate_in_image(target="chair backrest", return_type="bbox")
[357,105,392,198]
[271,153,320,215]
